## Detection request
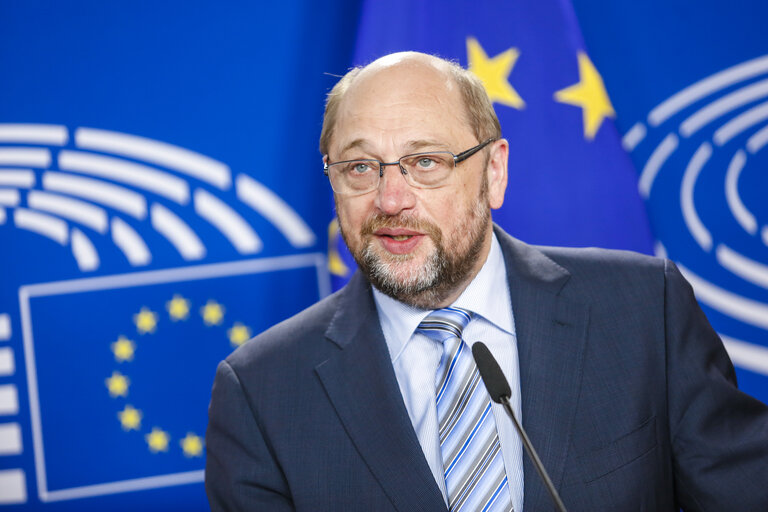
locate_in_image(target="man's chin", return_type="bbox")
[375,261,429,288]
[358,246,445,306]
[366,252,430,286]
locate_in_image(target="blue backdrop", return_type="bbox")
[573,0,768,406]
[1,1,765,510]
[0,2,358,510]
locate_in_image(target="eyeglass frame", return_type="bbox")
[323,137,497,195]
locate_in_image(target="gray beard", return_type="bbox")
[360,237,446,308]
[355,194,490,309]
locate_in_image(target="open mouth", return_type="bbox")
[372,229,424,254]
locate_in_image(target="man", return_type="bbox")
[205,52,768,511]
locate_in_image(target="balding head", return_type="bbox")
[319,52,501,156]
[319,51,509,308]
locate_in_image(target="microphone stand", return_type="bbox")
[472,340,567,512]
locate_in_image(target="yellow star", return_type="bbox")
[228,322,252,347]
[327,218,350,278]
[133,307,158,334]
[201,300,225,326]
[118,404,142,431]
[111,335,136,362]
[105,371,130,398]
[467,37,525,110]
[180,432,204,457]
[554,52,616,140]
[145,427,170,453]
[166,294,190,321]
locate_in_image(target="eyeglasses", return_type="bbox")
[323,138,496,196]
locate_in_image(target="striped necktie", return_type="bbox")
[417,307,513,512]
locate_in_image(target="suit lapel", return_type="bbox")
[314,230,588,511]
[315,273,447,512]
[495,228,589,511]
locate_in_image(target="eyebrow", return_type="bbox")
[338,139,369,155]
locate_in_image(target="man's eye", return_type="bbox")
[417,157,436,169]
[348,162,373,174]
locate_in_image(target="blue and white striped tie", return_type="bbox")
[417,307,513,512]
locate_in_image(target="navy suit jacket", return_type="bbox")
[205,227,768,511]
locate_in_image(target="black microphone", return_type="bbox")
[472,341,568,512]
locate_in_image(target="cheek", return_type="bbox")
[436,177,478,213]
[336,197,370,236]
[418,191,463,233]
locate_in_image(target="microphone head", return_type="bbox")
[472,341,512,403]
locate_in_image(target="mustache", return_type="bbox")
[360,213,442,241]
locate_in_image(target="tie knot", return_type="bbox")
[416,307,472,343]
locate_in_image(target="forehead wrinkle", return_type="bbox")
[403,139,452,152]
[330,62,474,159]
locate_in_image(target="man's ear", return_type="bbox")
[486,138,509,209]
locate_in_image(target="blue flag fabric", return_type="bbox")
[330,0,653,288]
[329,0,656,291]
[571,0,768,404]
[349,0,655,253]
[0,2,357,510]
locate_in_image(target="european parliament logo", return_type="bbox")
[623,55,768,378]
[0,125,329,506]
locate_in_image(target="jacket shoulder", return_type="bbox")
[538,245,664,274]
[534,245,671,302]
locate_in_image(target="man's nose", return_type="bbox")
[375,162,416,215]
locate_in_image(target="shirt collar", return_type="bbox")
[372,233,514,362]
[453,232,514,336]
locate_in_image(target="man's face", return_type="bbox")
[328,57,507,309]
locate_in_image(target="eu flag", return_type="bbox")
[349,0,655,254]
[325,0,655,291]
[18,257,324,501]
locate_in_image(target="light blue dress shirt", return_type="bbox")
[372,234,524,511]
